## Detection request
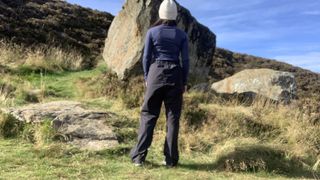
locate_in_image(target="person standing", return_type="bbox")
[130,0,189,168]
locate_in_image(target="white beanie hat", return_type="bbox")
[159,0,178,20]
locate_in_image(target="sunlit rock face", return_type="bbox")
[211,68,297,103]
[103,0,216,80]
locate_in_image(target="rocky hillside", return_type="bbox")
[212,48,320,98]
[0,0,318,97]
[0,0,114,61]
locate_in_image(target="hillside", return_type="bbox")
[212,48,320,98]
[0,1,319,179]
[1,0,319,98]
[0,0,114,67]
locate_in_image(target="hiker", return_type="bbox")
[130,0,189,167]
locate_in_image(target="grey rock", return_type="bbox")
[211,69,297,103]
[103,0,216,80]
[2,101,119,150]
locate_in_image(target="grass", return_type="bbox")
[0,43,319,179]
[0,41,85,72]
[0,66,319,179]
[0,139,310,180]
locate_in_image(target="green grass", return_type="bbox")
[0,139,303,180]
[0,63,108,107]
[0,59,319,179]
[20,64,107,99]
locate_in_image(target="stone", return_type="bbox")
[211,69,297,103]
[103,0,216,80]
[1,101,119,150]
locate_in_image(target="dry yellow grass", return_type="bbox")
[0,41,84,72]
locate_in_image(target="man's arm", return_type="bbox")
[142,30,153,81]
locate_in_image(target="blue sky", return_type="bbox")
[66,0,320,73]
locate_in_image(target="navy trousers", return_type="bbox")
[130,60,183,166]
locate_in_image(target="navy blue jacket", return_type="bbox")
[142,24,189,85]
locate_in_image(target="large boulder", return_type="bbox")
[103,0,216,80]
[211,69,297,102]
[1,101,119,151]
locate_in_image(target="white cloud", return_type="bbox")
[274,52,320,73]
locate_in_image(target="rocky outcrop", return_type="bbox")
[103,0,216,80]
[211,69,297,103]
[0,0,114,67]
[211,48,320,98]
[2,101,119,150]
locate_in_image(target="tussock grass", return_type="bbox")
[77,72,319,176]
[0,45,319,178]
[0,81,16,106]
[0,41,85,73]
[78,72,145,109]
[0,111,23,138]
[206,138,312,177]
[0,111,58,146]
[20,118,71,147]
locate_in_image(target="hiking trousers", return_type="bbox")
[130,60,183,166]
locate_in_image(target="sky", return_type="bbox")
[66,0,320,73]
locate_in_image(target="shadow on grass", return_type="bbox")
[178,146,319,179]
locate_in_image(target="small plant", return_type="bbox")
[0,111,23,138]
[32,119,57,146]
[77,69,122,98]
[10,117,58,147]
[0,82,16,106]
[119,76,145,109]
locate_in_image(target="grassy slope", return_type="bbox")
[0,140,291,180]
[1,62,319,179]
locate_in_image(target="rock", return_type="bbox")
[2,101,119,151]
[103,0,216,80]
[211,48,320,99]
[211,69,297,103]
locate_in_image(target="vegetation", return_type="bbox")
[0,0,114,62]
[212,48,320,98]
[0,41,85,72]
[1,1,319,179]
[0,43,319,179]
